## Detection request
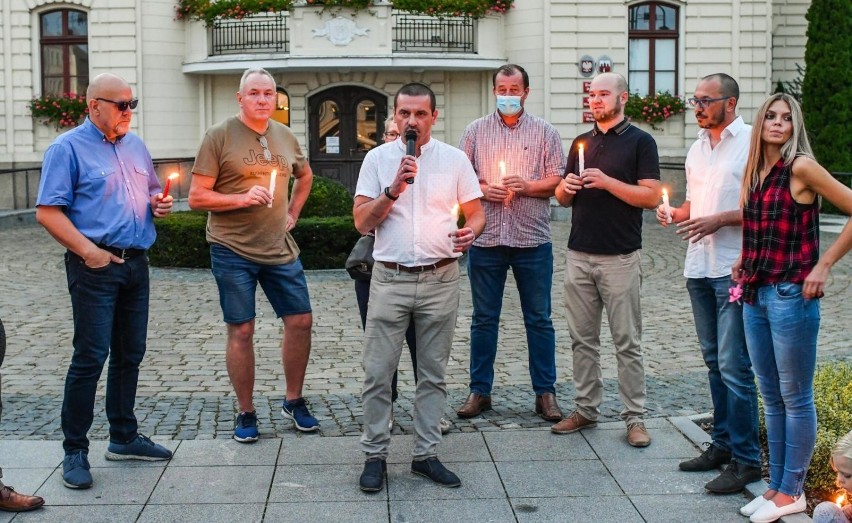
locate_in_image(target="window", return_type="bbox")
[272,87,290,127]
[40,9,89,96]
[628,2,678,96]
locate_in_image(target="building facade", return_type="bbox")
[0,0,810,198]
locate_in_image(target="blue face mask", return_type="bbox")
[496,95,522,116]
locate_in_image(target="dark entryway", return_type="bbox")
[308,86,389,193]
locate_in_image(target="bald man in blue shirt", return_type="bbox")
[36,73,174,490]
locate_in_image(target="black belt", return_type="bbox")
[380,258,457,273]
[97,244,146,260]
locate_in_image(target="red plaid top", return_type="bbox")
[741,159,820,303]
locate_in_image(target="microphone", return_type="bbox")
[404,129,417,184]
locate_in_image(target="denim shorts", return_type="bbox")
[210,243,312,323]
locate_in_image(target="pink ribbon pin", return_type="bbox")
[728,283,743,304]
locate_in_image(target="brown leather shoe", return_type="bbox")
[535,393,563,421]
[551,410,597,434]
[0,486,45,512]
[456,393,491,418]
[627,422,651,447]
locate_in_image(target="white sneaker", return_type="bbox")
[439,417,451,434]
[749,494,806,523]
[740,495,768,517]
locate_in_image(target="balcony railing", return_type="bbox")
[208,10,475,56]
[392,12,475,53]
[212,12,289,55]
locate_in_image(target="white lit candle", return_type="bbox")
[450,203,460,250]
[578,144,585,174]
[267,169,277,208]
[499,160,513,208]
[162,172,179,199]
[662,188,672,223]
[499,160,506,180]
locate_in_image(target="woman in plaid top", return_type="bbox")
[732,93,852,523]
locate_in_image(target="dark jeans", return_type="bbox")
[355,279,417,402]
[62,252,150,453]
[468,244,556,395]
[687,276,760,467]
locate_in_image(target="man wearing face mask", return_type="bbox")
[456,64,567,421]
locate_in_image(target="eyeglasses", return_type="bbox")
[383,132,400,138]
[258,136,272,161]
[686,96,730,109]
[95,98,139,111]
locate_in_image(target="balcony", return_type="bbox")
[182,5,506,74]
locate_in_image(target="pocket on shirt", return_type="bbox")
[134,166,150,178]
[85,167,117,180]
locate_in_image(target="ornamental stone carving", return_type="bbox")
[312,17,370,46]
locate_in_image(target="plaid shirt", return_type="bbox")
[459,111,565,248]
[741,160,820,303]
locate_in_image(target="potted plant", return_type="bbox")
[28,93,89,130]
[624,91,686,131]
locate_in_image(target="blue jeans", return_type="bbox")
[468,243,556,396]
[687,277,760,467]
[62,252,150,453]
[744,282,820,496]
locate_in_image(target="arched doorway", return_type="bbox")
[308,86,388,193]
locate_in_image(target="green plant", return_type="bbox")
[28,93,89,130]
[175,0,513,25]
[801,0,852,176]
[624,91,686,131]
[290,175,353,218]
[808,362,852,498]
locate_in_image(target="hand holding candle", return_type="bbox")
[661,188,672,223]
[162,172,179,199]
[267,169,277,208]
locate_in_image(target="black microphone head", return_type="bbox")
[404,129,417,142]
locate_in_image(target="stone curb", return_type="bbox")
[669,413,812,522]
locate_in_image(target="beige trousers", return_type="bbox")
[563,249,646,425]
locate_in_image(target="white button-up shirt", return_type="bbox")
[355,137,482,266]
[683,116,751,279]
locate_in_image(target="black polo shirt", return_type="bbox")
[565,118,660,255]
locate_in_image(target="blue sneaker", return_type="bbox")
[104,434,172,461]
[234,411,259,443]
[281,398,319,432]
[62,450,93,489]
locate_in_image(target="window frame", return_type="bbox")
[628,1,679,96]
[39,8,89,97]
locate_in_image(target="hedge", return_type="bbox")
[149,211,360,270]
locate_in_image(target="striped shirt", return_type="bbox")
[741,159,820,303]
[459,111,565,248]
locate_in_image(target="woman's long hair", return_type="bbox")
[739,93,815,207]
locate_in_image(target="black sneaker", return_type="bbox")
[704,461,762,494]
[359,458,387,493]
[679,443,731,472]
[411,457,461,488]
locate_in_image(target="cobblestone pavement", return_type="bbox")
[0,213,849,439]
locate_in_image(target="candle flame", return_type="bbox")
[662,188,668,198]
[578,144,583,152]
[168,172,180,181]
[499,161,506,178]
[451,204,459,215]
[838,492,847,507]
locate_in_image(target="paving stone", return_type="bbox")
[511,496,644,523]
[149,465,274,504]
[495,459,622,498]
[391,498,516,523]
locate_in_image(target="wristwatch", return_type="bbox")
[384,186,399,201]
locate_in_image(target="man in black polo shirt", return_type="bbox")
[552,72,661,448]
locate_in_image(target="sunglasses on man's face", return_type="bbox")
[95,98,139,111]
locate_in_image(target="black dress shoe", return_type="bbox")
[411,457,461,488]
[704,461,762,494]
[679,443,731,471]
[359,458,387,492]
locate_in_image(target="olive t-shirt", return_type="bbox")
[192,116,308,264]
